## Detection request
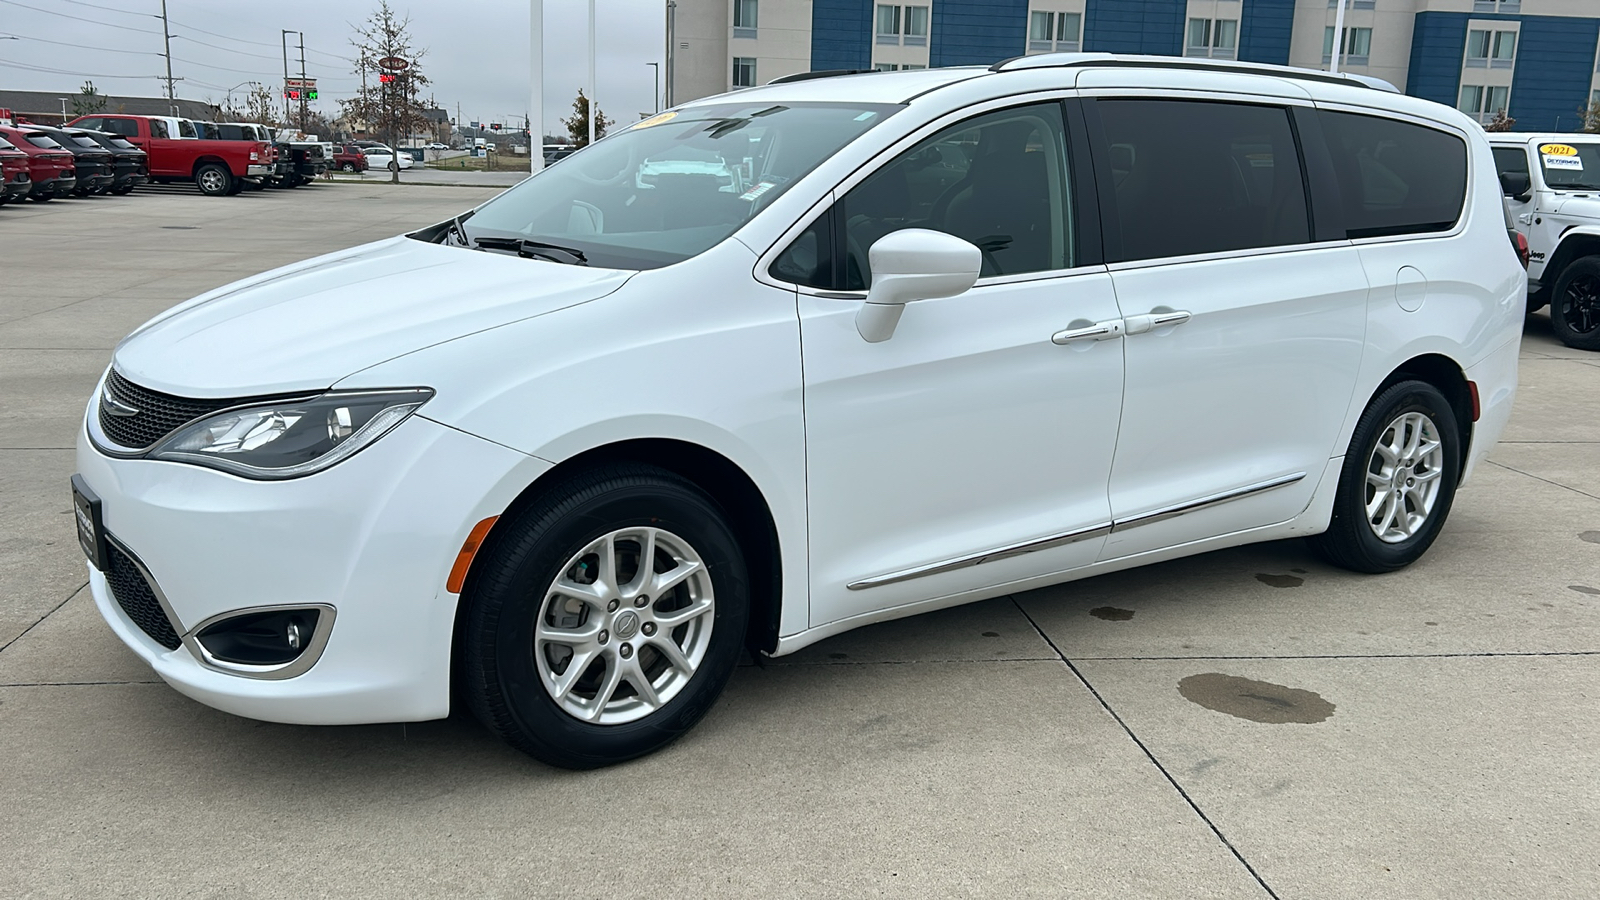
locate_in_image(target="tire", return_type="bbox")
[1550,256,1600,351]
[341,162,356,172]
[111,185,132,196]
[462,464,749,769]
[1309,380,1462,573]
[388,161,398,172]
[195,163,232,196]
[281,175,299,189]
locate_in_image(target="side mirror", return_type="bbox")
[1499,171,1532,201]
[856,229,982,342]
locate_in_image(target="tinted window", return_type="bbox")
[1317,111,1467,239]
[70,137,100,148]
[74,118,103,131]
[149,119,169,139]
[1095,99,1309,262]
[109,137,137,150]
[177,119,197,138]
[0,136,15,151]
[837,102,1073,289]
[1492,146,1529,181]
[25,134,63,149]
[770,209,834,289]
[100,118,138,137]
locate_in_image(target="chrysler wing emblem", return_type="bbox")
[101,383,140,417]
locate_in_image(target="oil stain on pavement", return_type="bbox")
[1570,585,1600,596]
[1090,606,1135,621]
[1255,573,1304,588]
[1580,531,1600,544]
[1178,673,1335,724]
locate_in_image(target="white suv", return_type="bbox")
[75,55,1524,768]
[1489,132,1600,349]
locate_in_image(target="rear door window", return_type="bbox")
[149,120,169,139]
[1092,99,1310,262]
[1492,146,1529,182]
[1316,111,1467,239]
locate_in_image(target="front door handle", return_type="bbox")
[1124,309,1191,335]
[1051,318,1124,344]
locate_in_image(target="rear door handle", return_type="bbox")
[1124,309,1191,335]
[1051,319,1124,344]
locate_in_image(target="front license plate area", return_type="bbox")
[71,474,110,572]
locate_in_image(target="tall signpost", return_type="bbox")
[379,55,409,185]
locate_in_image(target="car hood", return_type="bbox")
[1545,194,1600,220]
[113,236,634,398]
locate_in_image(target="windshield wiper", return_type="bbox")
[472,236,588,265]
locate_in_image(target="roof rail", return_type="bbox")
[768,69,879,85]
[991,53,1399,93]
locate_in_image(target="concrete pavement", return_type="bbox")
[1,184,1595,898]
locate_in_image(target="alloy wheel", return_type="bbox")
[1364,411,1445,543]
[199,169,225,193]
[1559,273,1600,335]
[534,526,714,725]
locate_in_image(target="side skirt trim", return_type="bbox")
[845,472,1306,591]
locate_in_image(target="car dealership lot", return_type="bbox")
[1,185,1596,898]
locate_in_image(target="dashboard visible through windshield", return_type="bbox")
[450,101,902,270]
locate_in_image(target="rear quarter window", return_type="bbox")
[1317,111,1467,239]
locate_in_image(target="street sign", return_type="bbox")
[378,56,409,71]
[285,78,317,89]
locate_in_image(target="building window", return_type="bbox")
[1459,84,1510,124]
[876,4,929,46]
[1187,18,1237,59]
[1466,29,1515,70]
[874,62,899,71]
[732,0,757,39]
[1324,26,1372,67]
[1328,0,1376,8]
[1491,31,1516,69]
[732,56,756,88]
[1473,1,1520,12]
[1027,9,1082,54]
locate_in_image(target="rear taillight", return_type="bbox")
[1515,233,1530,269]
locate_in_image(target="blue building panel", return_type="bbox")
[811,0,874,72]
[1083,0,1185,57]
[1405,12,1470,108]
[1238,0,1295,67]
[1509,16,1600,132]
[930,0,1030,68]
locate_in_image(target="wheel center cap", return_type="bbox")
[613,610,640,640]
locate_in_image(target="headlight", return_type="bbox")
[148,389,433,479]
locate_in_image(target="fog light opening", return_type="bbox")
[195,608,322,666]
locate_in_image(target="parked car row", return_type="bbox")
[334,141,413,172]
[0,122,147,204]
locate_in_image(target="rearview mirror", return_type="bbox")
[856,229,982,343]
[1499,171,1532,201]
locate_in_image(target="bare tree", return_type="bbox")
[1582,100,1600,134]
[562,89,611,149]
[341,1,432,182]
[1484,109,1516,133]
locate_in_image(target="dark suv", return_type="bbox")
[64,128,148,195]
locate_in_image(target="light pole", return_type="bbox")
[647,62,660,114]
[530,0,544,174]
[665,1,676,108]
[1329,0,1348,74]
[58,97,68,125]
[227,80,261,115]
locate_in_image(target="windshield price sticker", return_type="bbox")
[1540,143,1578,156]
[633,111,678,130]
[1545,154,1584,171]
[739,181,776,201]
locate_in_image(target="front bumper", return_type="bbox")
[77,405,551,724]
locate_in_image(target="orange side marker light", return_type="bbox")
[447,516,499,594]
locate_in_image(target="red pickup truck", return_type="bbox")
[65,114,271,196]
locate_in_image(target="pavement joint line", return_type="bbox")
[0,680,162,687]
[1486,459,1600,502]
[0,582,87,655]
[1065,651,1600,660]
[1008,595,1282,900]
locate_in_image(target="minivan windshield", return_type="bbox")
[1536,140,1600,191]
[456,101,901,270]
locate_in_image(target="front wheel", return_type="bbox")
[1551,256,1600,351]
[462,465,749,769]
[341,162,356,172]
[388,161,398,172]
[1309,380,1461,573]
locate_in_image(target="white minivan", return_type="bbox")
[75,55,1524,768]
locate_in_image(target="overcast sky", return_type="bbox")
[0,0,668,137]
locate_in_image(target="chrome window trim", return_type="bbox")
[1103,239,1353,274]
[181,603,338,681]
[848,472,1306,590]
[751,88,1087,293]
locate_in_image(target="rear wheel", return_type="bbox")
[341,161,356,172]
[1551,256,1600,351]
[1309,380,1461,573]
[462,465,749,769]
[195,163,232,196]
[110,184,132,195]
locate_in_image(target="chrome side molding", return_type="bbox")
[847,472,1306,590]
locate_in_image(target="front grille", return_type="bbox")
[99,370,238,450]
[105,542,181,650]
